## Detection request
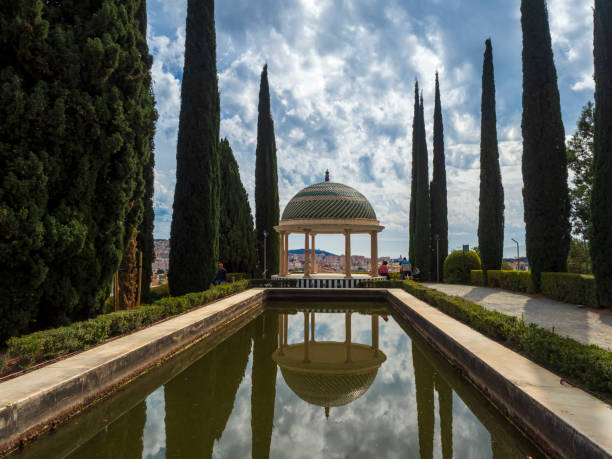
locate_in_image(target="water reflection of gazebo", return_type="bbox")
[272,310,387,417]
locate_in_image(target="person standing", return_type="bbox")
[213,263,227,285]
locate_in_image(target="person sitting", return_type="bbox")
[411,266,421,281]
[213,263,227,285]
[378,260,390,280]
[400,257,412,280]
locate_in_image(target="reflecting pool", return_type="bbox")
[15,301,543,458]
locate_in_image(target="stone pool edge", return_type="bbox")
[384,288,612,459]
[0,288,265,455]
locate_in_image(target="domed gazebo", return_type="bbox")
[273,310,387,418]
[274,171,384,279]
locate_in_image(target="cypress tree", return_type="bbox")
[254,65,280,278]
[219,138,256,274]
[414,93,431,279]
[592,0,612,307]
[521,0,570,288]
[430,73,448,281]
[409,82,420,264]
[135,0,157,303]
[169,0,220,295]
[478,39,505,275]
[0,0,156,337]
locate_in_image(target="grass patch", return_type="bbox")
[3,281,249,376]
[365,279,612,395]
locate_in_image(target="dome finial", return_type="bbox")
[324,170,330,182]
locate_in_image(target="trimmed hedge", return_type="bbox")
[365,280,612,394]
[471,270,535,293]
[541,273,597,307]
[4,281,249,373]
[443,250,481,283]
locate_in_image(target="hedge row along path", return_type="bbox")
[425,283,612,350]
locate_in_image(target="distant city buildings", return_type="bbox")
[152,239,170,285]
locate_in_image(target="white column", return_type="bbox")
[311,234,316,274]
[304,231,311,278]
[279,232,285,277]
[303,312,310,363]
[372,314,379,355]
[284,233,290,276]
[344,230,352,278]
[345,312,352,363]
[370,231,379,277]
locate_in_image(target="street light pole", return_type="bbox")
[263,230,269,279]
[511,238,519,271]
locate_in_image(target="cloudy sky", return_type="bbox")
[147,0,594,258]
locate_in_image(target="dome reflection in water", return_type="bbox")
[21,302,543,459]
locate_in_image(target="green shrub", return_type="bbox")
[471,270,535,293]
[149,283,170,301]
[471,270,485,286]
[364,280,612,394]
[443,250,481,284]
[4,281,249,372]
[541,273,597,307]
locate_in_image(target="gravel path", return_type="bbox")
[423,283,612,350]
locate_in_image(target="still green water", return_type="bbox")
[16,301,542,458]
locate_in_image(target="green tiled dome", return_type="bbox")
[282,182,377,221]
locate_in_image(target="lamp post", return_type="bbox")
[434,234,440,283]
[511,238,519,271]
[263,230,269,279]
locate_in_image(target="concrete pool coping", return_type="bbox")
[0,288,265,454]
[0,287,610,458]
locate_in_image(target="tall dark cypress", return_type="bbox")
[478,39,505,275]
[0,0,156,337]
[430,73,448,281]
[415,93,431,279]
[136,0,157,303]
[521,0,570,287]
[219,138,256,274]
[409,82,420,264]
[592,0,612,307]
[169,0,220,295]
[254,65,280,278]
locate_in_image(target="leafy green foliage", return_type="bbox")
[169,0,221,295]
[409,82,419,265]
[365,280,612,394]
[520,0,571,288]
[4,281,249,373]
[443,250,481,284]
[470,270,535,293]
[430,73,448,281]
[566,102,594,241]
[0,0,156,340]
[478,39,505,273]
[255,65,280,278]
[134,0,157,304]
[219,139,256,274]
[567,237,591,274]
[541,272,597,307]
[592,0,612,307]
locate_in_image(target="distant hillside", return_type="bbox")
[289,249,338,256]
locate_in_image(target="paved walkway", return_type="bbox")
[424,283,612,350]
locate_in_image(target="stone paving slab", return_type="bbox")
[424,283,612,350]
[387,288,612,458]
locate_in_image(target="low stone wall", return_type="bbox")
[0,289,265,454]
